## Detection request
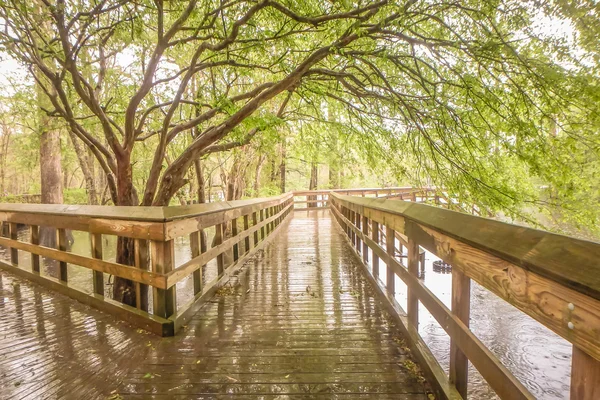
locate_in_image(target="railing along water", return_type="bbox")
[329,193,600,400]
[0,193,293,336]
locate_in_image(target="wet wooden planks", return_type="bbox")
[0,210,429,399]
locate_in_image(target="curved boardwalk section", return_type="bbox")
[0,210,428,399]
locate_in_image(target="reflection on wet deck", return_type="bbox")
[0,210,428,399]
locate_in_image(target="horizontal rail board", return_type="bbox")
[0,236,167,288]
[166,203,292,287]
[0,260,173,336]
[332,193,600,302]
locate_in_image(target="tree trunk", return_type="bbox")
[38,86,64,248]
[67,130,98,205]
[308,163,318,207]
[113,157,140,307]
[279,140,286,194]
[254,154,266,195]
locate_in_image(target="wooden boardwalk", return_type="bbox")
[0,210,429,399]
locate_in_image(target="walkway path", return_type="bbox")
[0,210,428,399]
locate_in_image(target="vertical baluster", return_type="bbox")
[57,228,68,282]
[371,220,379,278]
[151,240,176,318]
[9,223,18,265]
[91,233,104,296]
[260,209,265,240]
[362,215,369,264]
[350,210,356,246]
[570,346,600,400]
[253,212,259,246]
[190,231,202,295]
[215,223,225,275]
[355,212,362,253]
[135,239,149,311]
[244,215,250,254]
[232,217,239,262]
[407,238,419,327]
[30,225,40,272]
[450,268,470,398]
[385,225,395,295]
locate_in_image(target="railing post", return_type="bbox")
[371,220,379,278]
[362,215,369,264]
[450,268,470,398]
[350,210,356,246]
[151,240,176,318]
[260,209,265,240]
[134,238,149,311]
[30,225,40,272]
[355,212,362,254]
[385,225,395,295]
[244,215,251,253]
[90,233,104,296]
[215,223,225,275]
[9,222,18,265]
[407,238,419,327]
[571,346,600,400]
[57,228,68,282]
[232,217,239,262]
[189,231,203,295]
[252,211,259,246]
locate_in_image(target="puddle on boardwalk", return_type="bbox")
[0,221,572,399]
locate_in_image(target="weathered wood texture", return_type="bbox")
[0,193,294,335]
[0,211,430,399]
[331,192,600,399]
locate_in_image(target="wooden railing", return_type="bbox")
[330,193,600,400]
[293,187,486,216]
[292,187,428,210]
[0,193,293,336]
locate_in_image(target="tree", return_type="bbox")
[1,0,599,304]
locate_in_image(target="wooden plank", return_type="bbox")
[30,225,40,272]
[151,240,176,319]
[90,233,104,296]
[371,220,379,278]
[571,346,600,400]
[9,222,18,264]
[450,268,470,398]
[57,228,68,282]
[407,238,419,327]
[0,236,167,288]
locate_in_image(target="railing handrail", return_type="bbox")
[0,192,293,222]
[329,192,600,399]
[332,193,600,301]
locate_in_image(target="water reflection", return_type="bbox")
[391,249,572,399]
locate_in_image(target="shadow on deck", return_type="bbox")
[0,210,429,399]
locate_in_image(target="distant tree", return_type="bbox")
[1,0,599,303]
